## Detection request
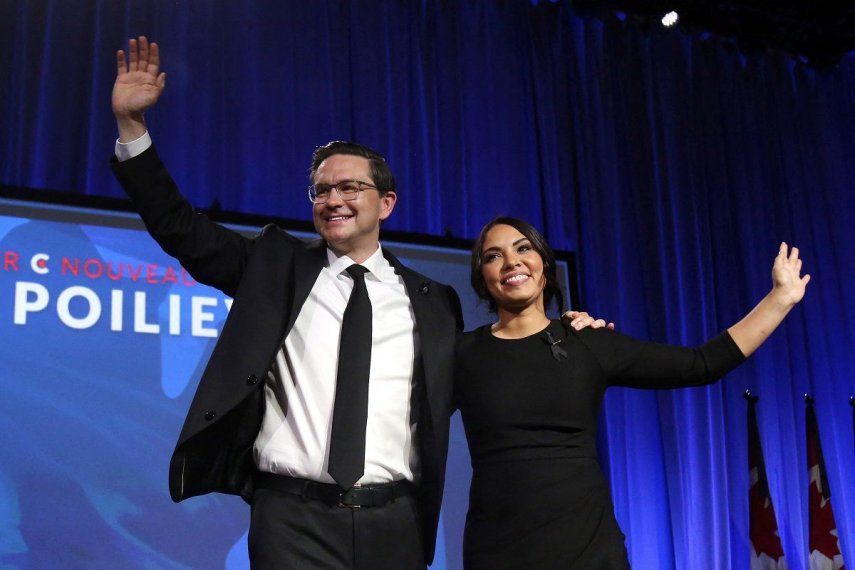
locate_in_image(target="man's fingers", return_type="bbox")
[562,311,614,331]
[138,36,149,72]
[563,311,615,331]
[128,38,139,71]
[789,246,799,261]
[148,42,161,77]
[116,50,126,76]
[119,37,162,81]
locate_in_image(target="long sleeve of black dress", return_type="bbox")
[578,325,746,389]
[455,321,746,465]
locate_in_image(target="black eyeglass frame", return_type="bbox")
[308,180,379,204]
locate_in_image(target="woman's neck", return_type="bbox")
[491,305,551,339]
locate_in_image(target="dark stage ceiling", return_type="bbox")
[574,0,855,67]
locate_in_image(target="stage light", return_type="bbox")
[661,11,679,27]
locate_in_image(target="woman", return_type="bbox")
[454,217,809,569]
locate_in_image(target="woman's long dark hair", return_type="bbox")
[470,216,564,313]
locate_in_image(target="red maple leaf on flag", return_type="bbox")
[747,392,786,568]
[806,397,845,569]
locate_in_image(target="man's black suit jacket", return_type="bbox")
[112,146,463,564]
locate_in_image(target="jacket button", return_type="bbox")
[419,282,430,295]
[247,374,259,386]
[204,410,215,421]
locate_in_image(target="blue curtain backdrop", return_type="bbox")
[1,1,853,568]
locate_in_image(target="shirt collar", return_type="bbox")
[326,244,388,278]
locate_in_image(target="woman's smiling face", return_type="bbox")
[480,223,547,312]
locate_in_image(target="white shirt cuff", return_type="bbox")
[115,131,152,162]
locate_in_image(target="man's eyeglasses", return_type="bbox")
[308,180,378,204]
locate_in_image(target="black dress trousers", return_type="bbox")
[248,486,426,570]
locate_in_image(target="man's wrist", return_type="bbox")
[115,130,152,162]
[116,113,147,143]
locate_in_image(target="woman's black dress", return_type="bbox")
[454,321,745,569]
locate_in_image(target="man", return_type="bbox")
[111,37,605,568]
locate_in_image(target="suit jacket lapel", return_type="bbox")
[286,239,326,334]
[383,249,445,429]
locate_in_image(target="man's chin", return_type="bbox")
[320,233,353,252]
[319,227,349,243]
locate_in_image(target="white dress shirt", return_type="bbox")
[116,133,420,484]
[254,247,419,484]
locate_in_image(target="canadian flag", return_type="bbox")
[747,391,787,569]
[806,395,845,570]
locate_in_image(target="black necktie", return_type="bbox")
[328,264,372,489]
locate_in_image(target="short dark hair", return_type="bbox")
[310,141,397,195]
[470,216,564,313]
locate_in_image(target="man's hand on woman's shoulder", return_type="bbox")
[562,311,614,331]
